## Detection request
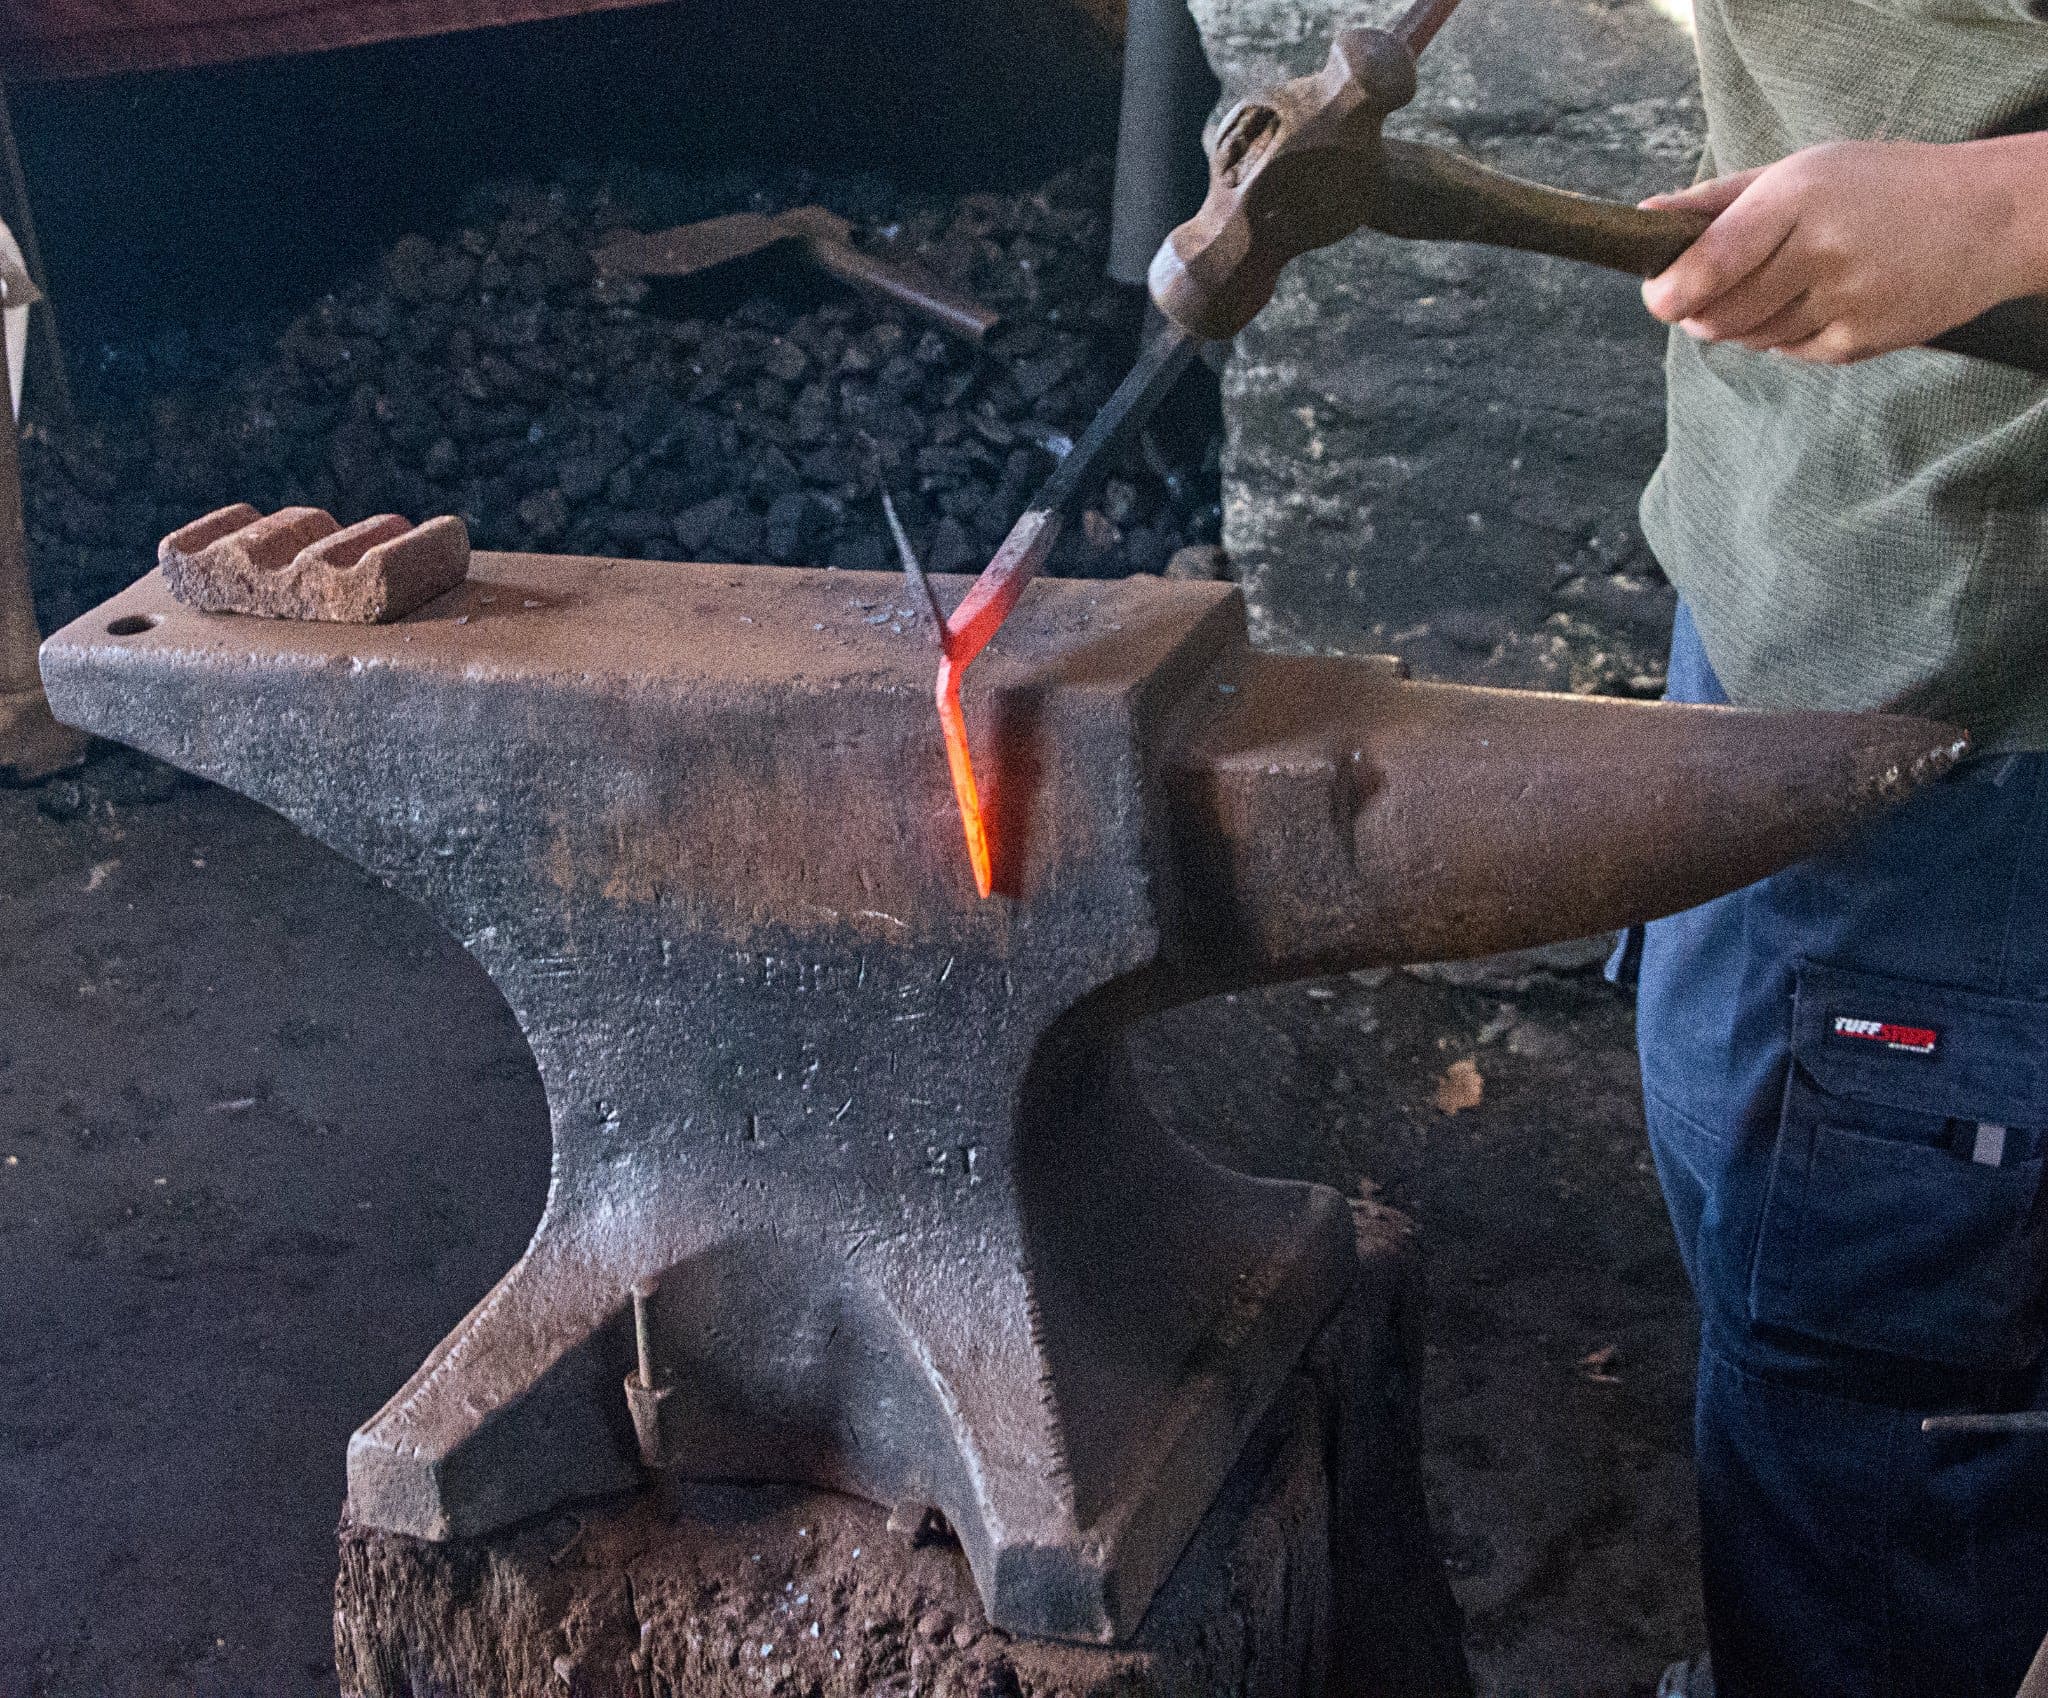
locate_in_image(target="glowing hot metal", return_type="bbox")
[936,508,1061,896]
[938,332,1195,895]
[883,486,1004,899]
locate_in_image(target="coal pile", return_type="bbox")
[22,156,1221,631]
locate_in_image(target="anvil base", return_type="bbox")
[334,1203,1472,1698]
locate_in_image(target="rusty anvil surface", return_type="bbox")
[41,553,1959,1644]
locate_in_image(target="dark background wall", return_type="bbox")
[10,0,1121,341]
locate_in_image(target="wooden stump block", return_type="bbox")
[334,1202,1471,1698]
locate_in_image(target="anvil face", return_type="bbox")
[42,550,1961,1643]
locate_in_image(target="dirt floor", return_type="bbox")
[0,742,1702,1698]
[1136,958,1705,1695]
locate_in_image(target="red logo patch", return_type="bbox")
[1831,1015,1939,1056]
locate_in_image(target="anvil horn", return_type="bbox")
[1169,653,1967,986]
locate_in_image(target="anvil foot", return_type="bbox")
[335,1203,1474,1698]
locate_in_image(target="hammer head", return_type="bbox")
[1148,27,1417,342]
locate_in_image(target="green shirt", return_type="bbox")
[1640,0,2048,750]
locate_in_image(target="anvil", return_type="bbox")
[43,544,1960,1643]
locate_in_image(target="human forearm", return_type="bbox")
[1640,133,2048,364]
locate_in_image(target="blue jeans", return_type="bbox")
[1627,606,2048,1698]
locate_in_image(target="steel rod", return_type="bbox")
[631,1281,657,1392]
[881,489,949,651]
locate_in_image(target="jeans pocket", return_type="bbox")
[1749,964,2048,1372]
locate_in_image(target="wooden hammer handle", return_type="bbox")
[1374,139,2048,376]
[1374,139,1708,273]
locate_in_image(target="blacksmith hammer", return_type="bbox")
[594,205,998,343]
[1146,18,2048,371]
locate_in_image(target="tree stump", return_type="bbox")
[334,1202,1471,1698]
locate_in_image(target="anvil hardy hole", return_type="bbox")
[105,614,159,636]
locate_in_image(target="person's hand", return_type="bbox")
[1639,135,2048,364]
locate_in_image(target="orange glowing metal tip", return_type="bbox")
[933,510,1062,897]
[883,486,1008,899]
[924,326,1202,897]
[936,660,991,897]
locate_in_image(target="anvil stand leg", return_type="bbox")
[0,336,85,782]
[334,1200,1473,1698]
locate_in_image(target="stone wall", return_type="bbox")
[1187,0,1703,691]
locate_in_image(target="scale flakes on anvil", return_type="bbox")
[43,515,1960,1643]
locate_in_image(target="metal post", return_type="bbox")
[0,313,84,781]
[623,1279,672,1470]
[0,80,72,431]
[1107,0,1219,287]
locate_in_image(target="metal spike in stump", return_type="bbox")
[40,540,1963,1643]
